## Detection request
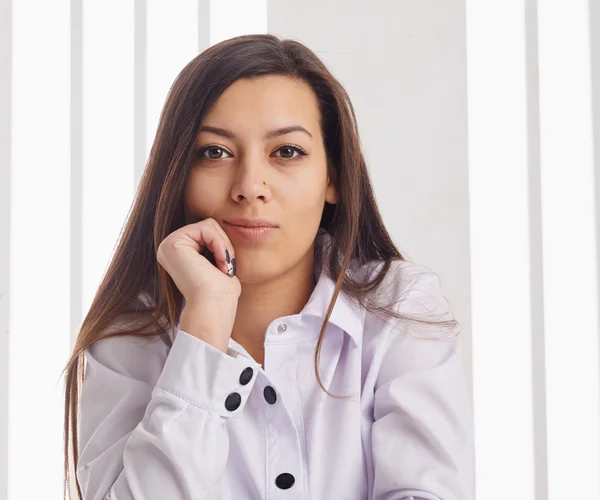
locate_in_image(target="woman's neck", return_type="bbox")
[230,249,317,366]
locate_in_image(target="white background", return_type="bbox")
[1,1,599,499]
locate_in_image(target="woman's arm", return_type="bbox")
[77,328,261,500]
[371,267,475,500]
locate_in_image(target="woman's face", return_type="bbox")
[183,75,337,284]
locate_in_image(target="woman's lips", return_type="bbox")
[224,222,277,242]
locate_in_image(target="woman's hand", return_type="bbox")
[156,218,240,351]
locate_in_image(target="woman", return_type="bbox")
[62,33,475,500]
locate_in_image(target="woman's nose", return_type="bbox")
[230,161,271,202]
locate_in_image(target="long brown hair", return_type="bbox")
[61,33,459,499]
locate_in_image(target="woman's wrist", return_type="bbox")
[179,306,229,353]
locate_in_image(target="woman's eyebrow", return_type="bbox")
[198,125,313,141]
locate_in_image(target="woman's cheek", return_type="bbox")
[184,173,226,213]
[289,180,328,218]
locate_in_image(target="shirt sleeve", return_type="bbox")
[371,266,476,500]
[77,328,262,500]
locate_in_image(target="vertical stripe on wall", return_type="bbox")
[537,1,600,498]
[0,0,11,497]
[466,1,537,498]
[81,0,135,321]
[146,0,200,167]
[524,2,549,500]
[70,0,83,350]
[133,0,147,188]
[9,1,72,498]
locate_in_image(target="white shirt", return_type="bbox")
[77,232,475,500]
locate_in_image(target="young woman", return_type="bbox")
[62,34,475,500]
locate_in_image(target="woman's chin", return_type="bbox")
[233,259,277,285]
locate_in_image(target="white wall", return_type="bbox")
[1,1,599,499]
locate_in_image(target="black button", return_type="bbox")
[275,473,295,489]
[225,392,241,411]
[263,386,277,404]
[239,367,254,385]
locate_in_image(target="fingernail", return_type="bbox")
[232,258,236,276]
[225,248,231,263]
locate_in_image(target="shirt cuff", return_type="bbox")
[156,329,261,417]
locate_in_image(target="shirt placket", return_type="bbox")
[260,321,307,499]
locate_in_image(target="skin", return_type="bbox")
[183,75,338,367]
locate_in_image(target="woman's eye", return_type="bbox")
[277,145,308,161]
[198,146,231,160]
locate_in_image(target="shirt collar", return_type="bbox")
[300,231,366,348]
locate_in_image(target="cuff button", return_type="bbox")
[225,392,242,411]
[239,367,254,385]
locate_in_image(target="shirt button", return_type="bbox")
[239,367,254,385]
[277,323,287,333]
[263,386,277,404]
[224,392,241,411]
[275,473,295,489]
